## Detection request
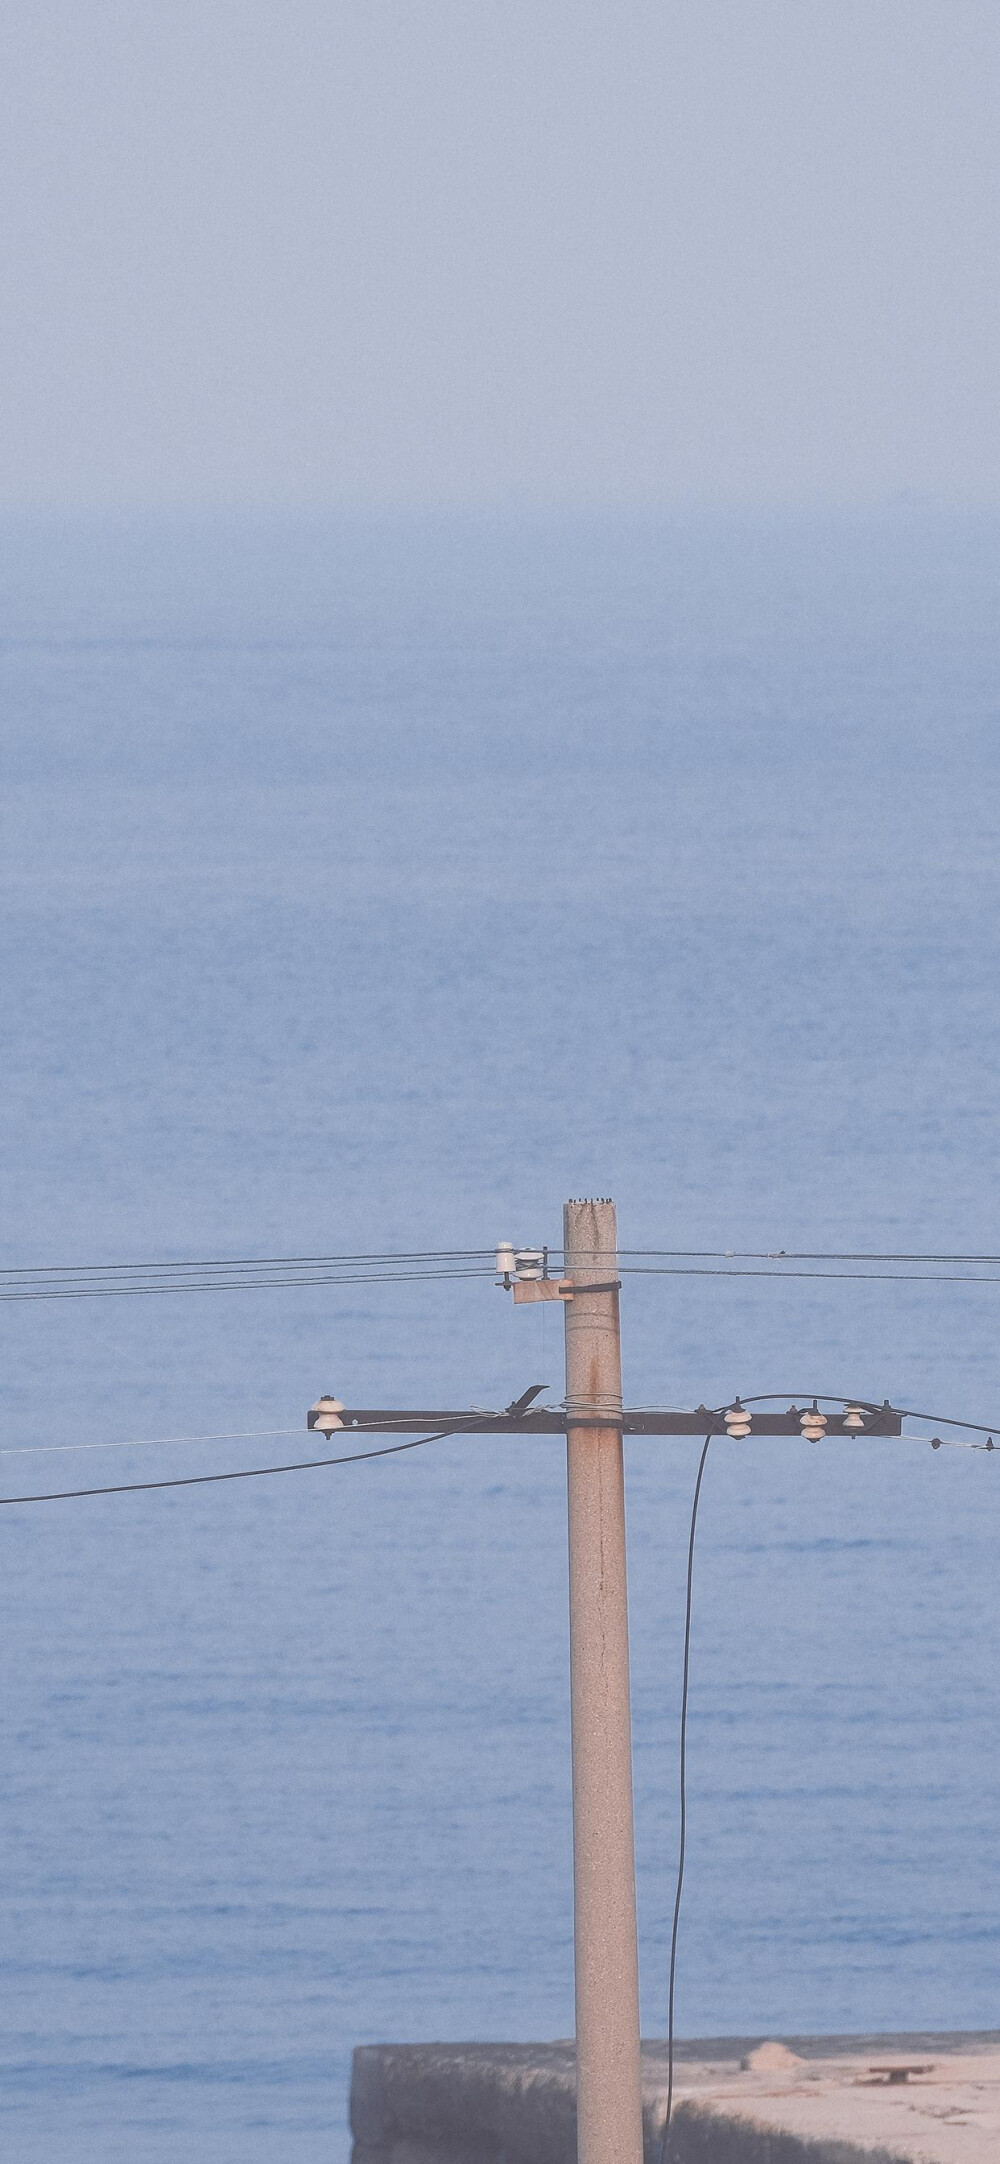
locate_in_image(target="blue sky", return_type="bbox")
[1,1,997,509]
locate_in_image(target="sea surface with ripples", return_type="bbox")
[2,512,998,2161]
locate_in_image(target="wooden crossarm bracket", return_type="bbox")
[512,1277,621,1303]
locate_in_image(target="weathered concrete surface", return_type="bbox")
[351,2032,1000,2164]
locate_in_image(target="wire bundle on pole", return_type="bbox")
[0,1251,499,1303]
[7,1242,1000,1302]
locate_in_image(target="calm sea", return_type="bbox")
[2,513,998,2161]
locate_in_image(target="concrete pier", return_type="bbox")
[351,2032,1000,2164]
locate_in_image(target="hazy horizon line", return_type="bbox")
[2,490,998,526]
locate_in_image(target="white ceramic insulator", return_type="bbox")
[311,1395,345,1430]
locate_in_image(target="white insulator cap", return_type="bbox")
[725,1402,752,1438]
[843,1405,866,1430]
[310,1395,345,1433]
[514,1249,544,1280]
[495,1242,515,1275]
[800,1405,827,1439]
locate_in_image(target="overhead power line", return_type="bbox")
[0,1266,497,1303]
[617,1250,1000,1262]
[0,1249,495,1277]
[618,1266,1000,1285]
[5,1243,1000,1303]
[0,1426,303,1460]
[0,1410,505,1461]
[3,1393,995,1506]
[0,1419,481,1507]
[4,1235,1000,1316]
[5,1193,991,2164]
[5,1261,1000,1301]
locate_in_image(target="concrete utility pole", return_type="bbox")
[563,1199,644,2164]
[308,1214,904,2164]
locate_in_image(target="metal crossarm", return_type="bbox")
[308,1403,904,1437]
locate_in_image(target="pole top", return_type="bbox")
[564,1197,618,1251]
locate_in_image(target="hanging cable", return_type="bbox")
[659,1432,712,2164]
[0,1418,492,1507]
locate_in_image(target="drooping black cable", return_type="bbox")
[660,1432,712,2164]
[0,1421,479,1506]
